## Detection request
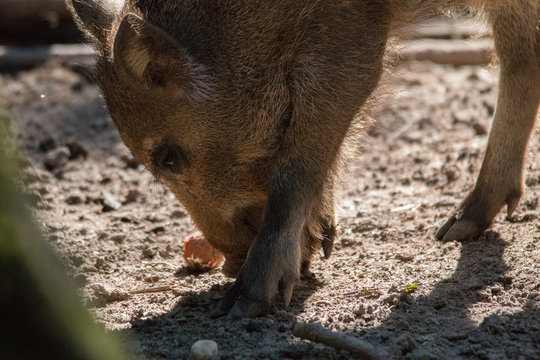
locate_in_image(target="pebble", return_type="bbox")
[69,254,84,267]
[124,189,142,204]
[398,292,414,305]
[395,333,416,353]
[432,298,447,310]
[65,190,85,205]
[110,234,126,244]
[472,122,487,135]
[43,147,70,171]
[382,294,398,306]
[171,209,186,218]
[121,154,140,169]
[38,136,56,152]
[353,304,366,316]
[533,330,540,344]
[91,283,130,302]
[73,273,88,287]
[190,339,218,360]
[66,141,88,159]
[444,332,468,341]
[101,191,121,212]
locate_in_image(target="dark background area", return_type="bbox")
[0,0,81,45]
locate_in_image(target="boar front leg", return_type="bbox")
[437,5,540,240]
[213,100,354,320]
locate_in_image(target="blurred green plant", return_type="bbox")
[0,107,128,360]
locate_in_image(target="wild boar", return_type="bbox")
[67,0,540,318]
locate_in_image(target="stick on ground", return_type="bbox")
[129,285,173,295]
[293,322,387,359]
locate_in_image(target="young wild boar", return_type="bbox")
[67,0,540,318]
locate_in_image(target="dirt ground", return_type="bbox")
[1,56,539,359]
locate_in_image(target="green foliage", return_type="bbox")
[0,108,128,360]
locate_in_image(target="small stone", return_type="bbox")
[150,226,166,234]
[95,257,106,269]
[43,147,70,171]
[101,191,121,212]
[71,81,83,91]
[281,347,305,359]
[395,254,414,262]
[81,265,98,273]
[395,333,416,354]
[67,141,88,160]
[395,320,412,331]
[171,209,186,218]
[482,100,494,116]
[73,273,88,287]
[432,298,447,310]
[38,137,56,152]
[475,289,491,302]
[69,254,84,267]
[405,348,435,360]
[444,332,468,341]
[65,190,85,205]
[443,165,459,183]
[482,316,504,335]
[91,283,130,302]
[353,304,366,316]
[490,285,503,296]
[142,246,157,259]
[533,330,540,344]
[124,189,142,204]
[383,294,398,306]
[525,177,539,187]
[190,339,218,360]
[398,292,414,305]
[121,154,140,169]
[472,122,487,136]
[110,234,126,244]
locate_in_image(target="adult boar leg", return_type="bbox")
[213,99,357,319]
[437,3,540,240]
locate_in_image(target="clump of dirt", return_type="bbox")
[1,59,539,359]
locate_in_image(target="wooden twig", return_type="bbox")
[293,322,387,359]
[399,38,494,66]
[129,285,173,295]
[411,17,488,40]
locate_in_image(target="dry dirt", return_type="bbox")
[1,58,539,359]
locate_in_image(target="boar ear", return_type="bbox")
[66,0,122,45]
[113,13,207,100]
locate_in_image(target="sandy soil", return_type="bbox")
[1,58,539,359]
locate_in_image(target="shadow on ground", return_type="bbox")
[117,232,539,359]
[291,233,539,359]
[119,275,325,359]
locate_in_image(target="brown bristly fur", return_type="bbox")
[67,0,540,318]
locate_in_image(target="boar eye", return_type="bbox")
[152,143,186,174]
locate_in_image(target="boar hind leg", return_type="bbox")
[437,3,540,241]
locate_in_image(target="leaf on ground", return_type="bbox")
[404,283,418,293]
